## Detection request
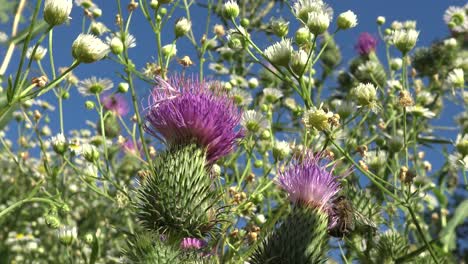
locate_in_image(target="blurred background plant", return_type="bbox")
[0,0,466,263]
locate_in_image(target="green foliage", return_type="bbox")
[136,144,224,239]
[250,206,329,264]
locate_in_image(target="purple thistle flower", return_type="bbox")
[276,151,342,212]
[121,138,142,156]
[144,76,244,163]
[101,93,129,116]
[355,32,377,55]
[180,237,206,250]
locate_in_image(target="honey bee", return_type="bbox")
[328,195,377,238]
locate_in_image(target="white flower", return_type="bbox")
[293,0,333,24]
[90,21,109,36]
[264,38,293,66]
[208,63,229,75]
[72,34,109,63]
[303,104,333,131]
[248,77,259,88]
[83,163,98,178]
[446,68,465,88]
[307,11,330,35]
[273,140,291,160]
[106,32,136,49]
[390,58,403,70]
[263,87,283,103]
[50,133,67,153]
[406,105,436,119]
[26,46,47,61]
[363,150,387,171]
[230,88,253,106]
[44,0,72,26]
[241,110,268,133]
[77,77,113,96]
[175,17,192,38]
[449,153,468,171]
[444,6,468,33]
[0,31,8,43]
[444,38,458,48]
[337,10,358,30]
[223,0,239,19]
[392,29,419,54]
[352,83,377,106]
[57,226,77,245]
[290,49,308,74]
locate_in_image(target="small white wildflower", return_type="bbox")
[90,21,109,36]
[270,17,290,37]
[77,77,113,96]
[83,163,98,179]
[263,87,283,103]
[363,150,387,171]
[337,10,358,30]
[44,0,72,26]
[79,143,99,162]
[403,20,417,30]
[175,17,192,38]
[26,46,47,61]
[264,38,293,67]
[406,105,435,119]
[72,33,109,63]
[50,133,67,154]
[106,32,136,52]
[208,63,229,75]
[0,32,8,43]
[223,0,240,19]
[444,6,468,33]
[293,0,333,24]
[303,104,333,131]
[449,153,468,171]
[390,58,403,70]
[307,11,330,35]
[230,88,253,106]
[248,77,259,88]
[444,38,458,48]
[351,83,378,109]
[455,134,468,157]
[376,16,385,25]
[241,110,268,133]
[290,49,308,75]
[446,68,465,88]
[273,140,291,160]
[57,226,77,245]
[392,29,419,54]
[387,79,402,90]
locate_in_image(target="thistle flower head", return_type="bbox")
[444,6,468,33]
[180,237,206,250]
[101,93,129,116]
[277,151,342,211]
[44,0,72,26]
[355,32,377,55]
[72,34,109,63]
[144,76,244,163]
[264,39,293,67]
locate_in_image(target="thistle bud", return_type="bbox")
[174,17,192,38]
[223,0,240,19]
[72,34,109,63]
[44,0,72,26]
[337,10,358,30]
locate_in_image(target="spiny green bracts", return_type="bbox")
[136,144,224,240]
[121,233,215,264]
[250,206,329,264]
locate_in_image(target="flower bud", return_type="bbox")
[295,27,311,46]
[45,214,60,229]
[58,226,77,246]
[72,34,109,63]
[44,0,72,26]
[290,49,308,75]
[254,160,263,168]
[270,18,289,38]
[175,17,192,38]
[337,10,358,30]
[260,130,271,140]
[376,16,385,25]
[84,233,94,245]
[273,140,290,160]
[351,83,377,107]
[248,77,259,89]
[50,133,68,155]
[109,37,124,54]
[118,82,129,93]
[390,58,403,70]
[223,0,240,19]
[81,144,99,162]
[85,100,95,110]
[161,44,177,58]
[240,18,250,27]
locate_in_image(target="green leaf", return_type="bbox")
[6,75,13,103]
[439,200,468,251]
[89,234,100,264]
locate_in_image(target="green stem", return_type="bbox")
[0,197,59,220]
